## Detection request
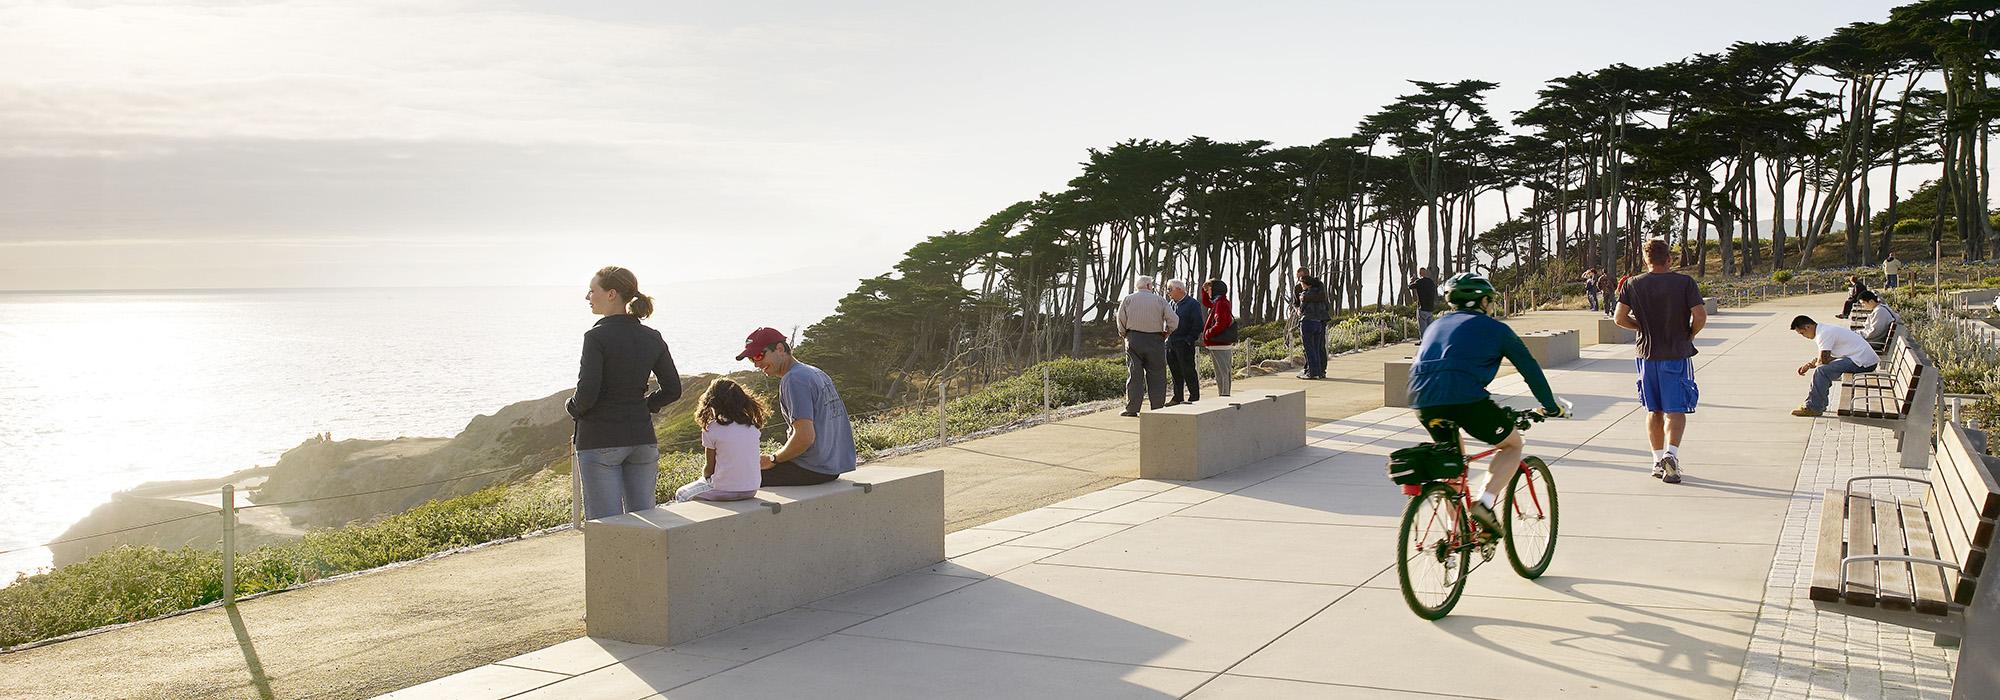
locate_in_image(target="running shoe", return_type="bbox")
[1661,455,1682,484]
[1468,501,1504,539]
[1652,459,1667,479]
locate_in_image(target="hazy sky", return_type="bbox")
[0,0,1903,291]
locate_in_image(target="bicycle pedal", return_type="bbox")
[1478,541,1497,562]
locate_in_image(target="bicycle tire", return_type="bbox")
[1397,481,1471,619]
[1503,456,1559,579]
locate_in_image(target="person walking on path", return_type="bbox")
[736,327,857,485]
[1837,274,1871,320]
[1117,276,1178,417]
[1294,267,1332,379]
[568,266,682,519]
[1200,279,1237,398]
[1408,267,1439,339]
[1884,253,1903,289]
[1614,240,1707,485]
[1583,268,1602,313]
[1788,315,1880,418]
[1165,279,1203,405]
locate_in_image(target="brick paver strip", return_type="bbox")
[1732,418,1959,699]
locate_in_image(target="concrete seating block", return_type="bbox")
[584,466,944,646]
[1139,389,1306,481]
[1591,318,1635,346]
[1383,358,1413,408]
[1518,329,1579,367]
[1703,297,1719,315]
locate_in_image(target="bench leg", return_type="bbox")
[1934,632,1961,648]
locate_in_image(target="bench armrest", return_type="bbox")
[1839,555,1962,597]
[1844,475,1931,501]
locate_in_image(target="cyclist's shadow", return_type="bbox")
[1436,612,1739,698]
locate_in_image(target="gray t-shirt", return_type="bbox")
[778,360,857,475]
[1618,271,1704,360]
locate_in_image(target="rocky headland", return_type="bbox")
[50,374,734,567]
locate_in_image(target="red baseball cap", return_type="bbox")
[736,327,788,361]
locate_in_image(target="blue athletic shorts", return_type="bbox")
[1635,358,1698,414]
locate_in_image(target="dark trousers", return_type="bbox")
[1125,332,1168,412]
[1886,274,1899,288]
[1842,296,1859,318]
[1167,337,1200,402]
[1300,319,1328,377]
[762,460,837,486]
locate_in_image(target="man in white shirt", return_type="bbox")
[1857,291,1898,347]
[1789,315,1881,417]
[1116,276,1179,417]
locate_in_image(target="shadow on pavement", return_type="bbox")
[226,604,276,700]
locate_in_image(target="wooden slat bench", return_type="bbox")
[1810,421,1999,645]
[1837,326,1936,470]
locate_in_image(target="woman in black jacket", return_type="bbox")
[567,266,682,519]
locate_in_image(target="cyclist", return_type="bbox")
[1407,273,1567,539]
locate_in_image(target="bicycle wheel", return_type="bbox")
[1503,456,1559,579]
[1397,482,1471,619]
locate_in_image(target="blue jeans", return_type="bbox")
[577,444,660,519]
[1416,310,1434,338]
[1300,319,1328,377]
[1886,274,1899,289]
[1807,357,1876,412]
[1587,290,1600,312]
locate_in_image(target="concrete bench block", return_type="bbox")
[1139,389,1305,481]
[1518,329,1580,367]
[1590,318,1635,345]
[584,466,944,646]
[1703,297,1719,315]
[1384,358,1414,408]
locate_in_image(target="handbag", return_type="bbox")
[1214,319,1241,344]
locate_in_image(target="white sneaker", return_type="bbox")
[1661,456,1683,484]
[1652,459,1666,479]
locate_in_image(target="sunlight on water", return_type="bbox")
[0,284,837,582]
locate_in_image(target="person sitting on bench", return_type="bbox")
[1789,315,1879,418]
[1857,291,1897,346]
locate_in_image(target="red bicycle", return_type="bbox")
[1391,404,1563,619]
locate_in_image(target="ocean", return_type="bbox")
[0,281,845,583]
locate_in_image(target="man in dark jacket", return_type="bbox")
[1409,267,1439,339]
[1838,275,1871,320]
[1294,267,1332,379]
[1165,278,1204,404]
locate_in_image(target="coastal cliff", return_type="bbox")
[48,375,730,567]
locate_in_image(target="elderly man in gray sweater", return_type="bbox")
[1118,275,1180,417]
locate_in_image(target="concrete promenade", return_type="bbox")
[382,294,1960,699]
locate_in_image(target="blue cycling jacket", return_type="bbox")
[1408,310,1559,410]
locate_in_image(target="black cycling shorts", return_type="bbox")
[1417,399,1514,447]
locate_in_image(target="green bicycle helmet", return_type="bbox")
[1444,272,1497,310]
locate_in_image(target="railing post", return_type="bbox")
[937,382,947,445]
[1042,366,1051,411]
[221,485,236,606]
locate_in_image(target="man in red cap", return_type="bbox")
[736,327,856,485]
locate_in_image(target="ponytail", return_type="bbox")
[592,266,653,319]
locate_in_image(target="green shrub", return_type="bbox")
[1771,269,1794,284]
